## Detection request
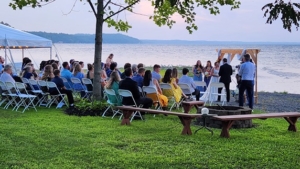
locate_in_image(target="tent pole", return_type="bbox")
[5,47,7,65]
[22,48,24,59]
[50,47,52,59]
[255,53,258,104]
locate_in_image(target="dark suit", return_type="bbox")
[119,78,153,112]
[218,63,233,102]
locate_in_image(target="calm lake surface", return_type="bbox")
[3,43,300,94]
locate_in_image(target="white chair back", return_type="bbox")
[210,82,225,88]
[118,89,138,106]
[61,77,68,83]
[71,77,82,84]
[0,81,7,90]
[82,78,93,85]
[15,82,29,94]
[178,83,192,95]
[195,81,207,88]
[142,86,157,94]
[160,83,172,90]
[5,82,16,94]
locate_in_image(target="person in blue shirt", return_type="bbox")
[132,67,145,88]
[50,69,74,107]
[238,54,256,109]
[107,62,121,78]
[72,63,86,97]
[151,64,161,82]
[60,62,73,89]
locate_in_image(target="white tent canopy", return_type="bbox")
[0,24,52,49]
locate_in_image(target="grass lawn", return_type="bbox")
[0,107,299,168]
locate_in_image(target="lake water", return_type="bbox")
[2,43,300,94]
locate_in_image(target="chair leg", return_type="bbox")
[102,105,112,117]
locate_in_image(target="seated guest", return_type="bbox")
[22,66,34,80]
[105,71,122,106]
[152,64,161,82]
[0,65,15,84]
[79,61,84,69]
[132,64,137,76]
[69,59,75,71]
[172,68,179,84]
[50,69,74,107]
[86,63,94,82]
[106,62,121,78]
[38,61,47,78]
[137,63,144,69]
[121,63,131,79]
[41,65,54,81]
[60,62,73,88]
[119,68,153,114]
[132,67,145,88]
[106,53,114,64]
[52,63,59,71]
[100,62,108,87]
[162,69,188,103]
[0,56,5,74]
[178,68,200,101]
[72,63,85,94]
[143,70,168,110]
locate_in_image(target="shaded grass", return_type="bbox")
[0,107,300,168]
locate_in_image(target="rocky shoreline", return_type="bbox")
[226,92,300,112]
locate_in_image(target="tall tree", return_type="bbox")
[9,0,300,100]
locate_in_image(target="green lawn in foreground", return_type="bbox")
[0,107,299,169]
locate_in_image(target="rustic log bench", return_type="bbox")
[181,101,205,113]
[116,106,203,135]
[213,112,300,138]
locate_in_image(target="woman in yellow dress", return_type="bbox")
[161,69,188,103]
[143,70,168,110]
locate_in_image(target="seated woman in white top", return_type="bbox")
[143,70,168,110]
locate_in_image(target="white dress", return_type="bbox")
[200,68,225,102]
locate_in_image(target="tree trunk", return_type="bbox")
[93,0,104,100]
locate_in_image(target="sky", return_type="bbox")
[1,0,300,42]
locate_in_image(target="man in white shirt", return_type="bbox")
[178,68,200,101]
[0,65,15,93]
[152,64,161,82]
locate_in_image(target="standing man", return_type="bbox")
[238,54,255,109]
[218,58,233,102]
[152,64,161,82]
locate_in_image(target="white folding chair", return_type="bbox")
[160,83,180,111]
[208,82,227,106]
[0,81,9,107]
[61,77,72,90]
[46,82,68,109]
[138,86,145,97]
[37,80,51,106]
[71,77,85,97]
[4,82,19,110]
[28,79,49,106]
[118,89,143,122]
[15,82,37,113]
[178,83,192,96]
[103,88,122,119]
[194,81,207,95]
[143,86,161,117]
[82,78,93,100]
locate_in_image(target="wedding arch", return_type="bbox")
[216,49,260,104]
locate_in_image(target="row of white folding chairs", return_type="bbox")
[61,77,93,99]
[21,78,68,108]
[0,81,37,113]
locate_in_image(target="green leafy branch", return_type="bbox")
[262,0,300,32]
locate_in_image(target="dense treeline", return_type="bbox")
[27,31,141,44]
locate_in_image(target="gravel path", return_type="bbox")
[226,92,300,112]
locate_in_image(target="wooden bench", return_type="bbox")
[213,112,300,138]
[116,106,203,135]
[181,101,205,113]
